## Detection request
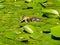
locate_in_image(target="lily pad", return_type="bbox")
[51,25,60,37]
[42,9,59,18]
[42,9,59,15]
[23,25,35,34]
[25,0,32,2]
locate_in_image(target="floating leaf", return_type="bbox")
[25,0,32,2]
[23,25,35,34]
[42,9,59,15]
[51,25,60,37]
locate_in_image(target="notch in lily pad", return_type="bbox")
[43,29,51,34]
[21,40,29,43]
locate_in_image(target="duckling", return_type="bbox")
[21,16,41,23]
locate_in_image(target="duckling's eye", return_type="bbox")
[21,20,25,23]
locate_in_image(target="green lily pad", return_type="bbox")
[42,9,59,15]
[23,25,36,34]
[42,9,59,18]
[51,25,60,37]
[25,0,32,2]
